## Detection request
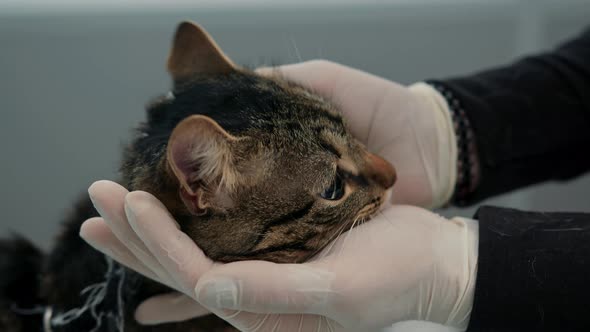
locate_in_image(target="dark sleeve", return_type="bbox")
[467,206,590,332]
[431,27,590,204]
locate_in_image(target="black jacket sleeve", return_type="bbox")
[467,206,590,331]
[433,28,590,204]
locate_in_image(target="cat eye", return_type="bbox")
[320,173,345,200]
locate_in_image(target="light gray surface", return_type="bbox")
[1,1,589,253]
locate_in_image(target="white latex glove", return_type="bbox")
[258,60,457,208]
[81,181,478,331]
[81,181,214,324]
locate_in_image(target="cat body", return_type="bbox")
[0,22,395,332]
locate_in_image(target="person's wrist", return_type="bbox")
[407,82,457,209]
[427,82,480,206]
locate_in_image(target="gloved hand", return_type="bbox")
[257,60,457,208]
[82,180,214,323]
[81,181,478,331]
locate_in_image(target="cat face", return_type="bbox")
[122,22,396,263]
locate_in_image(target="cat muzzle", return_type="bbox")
[364,153,396,189]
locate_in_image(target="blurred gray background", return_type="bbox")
[1,0,589,252]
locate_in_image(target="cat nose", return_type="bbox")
[364,152,396,189]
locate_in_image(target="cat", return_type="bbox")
[0,21,396,332]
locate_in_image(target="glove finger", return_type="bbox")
[257,61,400,147]
[124,191,216,295]
[255,61,338,98]
[195,261,335,316]
[88,181,178,286]
[135,292,210,325]
[80,217,163,284]
[209,308,343,332]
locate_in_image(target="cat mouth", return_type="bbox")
[356,193,388,221]
[356,204,380,222]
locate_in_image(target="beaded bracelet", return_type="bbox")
[427,82,480,205]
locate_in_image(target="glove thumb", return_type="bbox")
[134,293,210,325]
[195,260,335,315]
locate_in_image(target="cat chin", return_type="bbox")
[214,250,311,264]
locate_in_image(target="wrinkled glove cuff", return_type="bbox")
[408,82,457,209]
[427,82,481,206]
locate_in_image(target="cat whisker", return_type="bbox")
[336,216,361,259]
[320,213,363,261]
[312,218,351,260]
[334,230,353,261]
[376,209,397,227]
[289,36,303,63]
[315,204,382,261]
[322,221,352,260]
[316,225,346,259]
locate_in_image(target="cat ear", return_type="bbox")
[166,115,239,215]
[167,21,237,81]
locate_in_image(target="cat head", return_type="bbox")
[122,22,396,263]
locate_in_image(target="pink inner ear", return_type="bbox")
[169,132,198,194]
[167,114,238,211]
[180,186,207,216]
[166,115,238,216]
